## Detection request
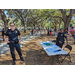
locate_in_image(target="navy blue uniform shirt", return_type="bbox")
[5,29,20,41]
[56,32,67,42]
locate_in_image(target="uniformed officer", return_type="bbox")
[56,28,69,48]
[4,22,25,65]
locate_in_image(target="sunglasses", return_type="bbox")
[10,25,14,27]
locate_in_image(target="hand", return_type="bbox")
[6,40,10,43]
[19,40,21,43]
[67,43,69,45]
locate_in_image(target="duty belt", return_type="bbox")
[8,41,19,44]
[58,40,64,44]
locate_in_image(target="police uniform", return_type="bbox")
[56,32,67,48]
[5,29,23,61]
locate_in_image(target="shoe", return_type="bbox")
[20,57,25,61]
[13,61,16,65]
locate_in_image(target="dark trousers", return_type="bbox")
[56,41,64,48]
[9,43,22,61]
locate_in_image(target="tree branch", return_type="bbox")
[21,10,24,21]
[59,9,66,22]
[50,16,64,21]
[14,10,23,23]
[25,9,30,17]
[67,9,73,25]
[0,9,7,22]
[70,9,73,16]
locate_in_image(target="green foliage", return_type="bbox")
[0,9,74,30]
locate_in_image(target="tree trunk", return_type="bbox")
[64,16,72,31]
[55,23,57,30]
[24,17,27,33]
[24,22,27,33]
[33,24,35,29]
[24,25,27,33]
[59,24,60,29]
[0,9,8,31]
[59,19,62,29]
[22,22,27,33]
[4,21,8,31]
[60,9,73,31]
[64,23,68,31]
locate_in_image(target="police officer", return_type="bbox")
[56,28,69,48]
[4,22,25,65]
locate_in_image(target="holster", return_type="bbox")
[7,40,19,44]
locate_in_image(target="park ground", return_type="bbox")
[0,32,75,65]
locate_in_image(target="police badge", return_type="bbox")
[15,31,17,33]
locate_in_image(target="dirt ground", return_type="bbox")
[0,33,75,65]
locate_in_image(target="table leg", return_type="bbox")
[57,55,61,65]
[51,55,61,65]
[51,56,54,65]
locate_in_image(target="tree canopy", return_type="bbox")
[0,9,74,32]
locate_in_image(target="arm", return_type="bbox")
[17,30,21,43]
[4,35,7,42]
[66,37,69,45]
[64,34,69,45]
[56,33,59,41]
[4,30,10,43]
[19,35,22,40]
[4,35,10,43]
[19,35,22,43]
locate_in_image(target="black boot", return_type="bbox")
[20,56,25,61]
[13,61,16,65]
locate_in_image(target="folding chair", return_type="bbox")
[61,45,72,63]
